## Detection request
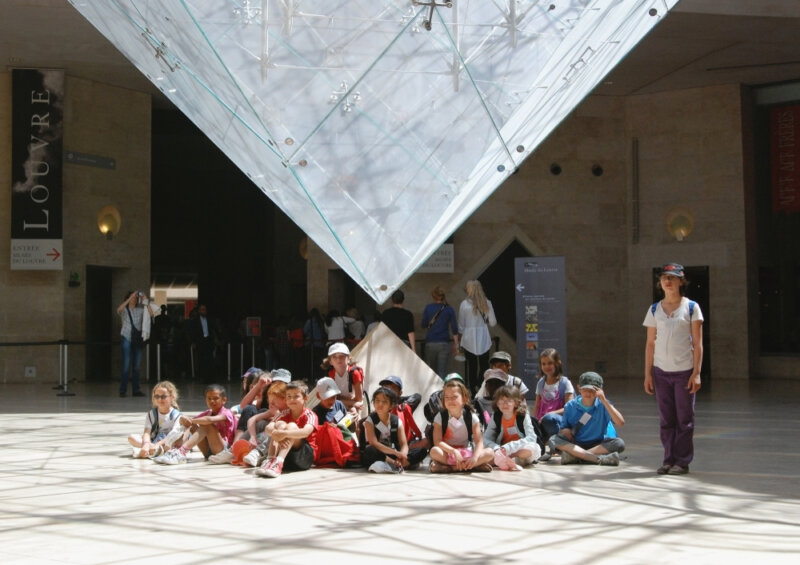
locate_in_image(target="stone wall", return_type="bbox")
[307,84,754,380]
[0,74,151,383]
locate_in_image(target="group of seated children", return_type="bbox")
[127,343,625,478]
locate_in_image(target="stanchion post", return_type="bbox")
[227,342,231,382]
[157,343,161,381]
[56,340,75,396]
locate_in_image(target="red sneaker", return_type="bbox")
[262,459,283,478]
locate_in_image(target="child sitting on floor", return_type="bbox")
[256,381,318,478]
[227,380,288,467]
[377,375,426,450]
[483,385,541,470]
[153,384,237,465]
[549,372,625,466]
[312,377,360,467]
[429,375,494,473]
[363,387,428,473]
[533,348,574,457]
[128,380,183,458]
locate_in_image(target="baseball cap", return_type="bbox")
[315,377,341,400]
[242,366,262,379]
[489,351,512,364]
[443,373,464,384]
[483,368,508,383]
[328,342,350,356]
[379,375,403,390]
[660,263,685,278]
[578,371,604,390]
[270,368,292,383]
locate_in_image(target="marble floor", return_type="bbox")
[1,378,799,564]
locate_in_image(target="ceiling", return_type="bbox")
[2,1,800,104]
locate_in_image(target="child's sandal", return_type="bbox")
[429,461,452,474]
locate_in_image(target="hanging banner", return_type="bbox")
[771,104,800,215]
[10,68,64,270]
[514,257,567,394]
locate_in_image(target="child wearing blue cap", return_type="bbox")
[548,372,625,466]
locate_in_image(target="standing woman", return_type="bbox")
[643,263,704,475]
[457,280,497,394]
[421,286,459,378]
[117,290,154,397]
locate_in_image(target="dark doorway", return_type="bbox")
[328,269,375,321]
[86,266,113,381]
[478,239,533,341]
[652,265,711,385]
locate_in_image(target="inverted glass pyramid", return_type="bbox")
[69,0,678,303]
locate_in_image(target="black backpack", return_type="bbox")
[423,389,443,423]
[439,406,474,446]
[361,412,399,449]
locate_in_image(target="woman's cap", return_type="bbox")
[271,368,292,383]
[315,377,341,400]
[379,375,403,390]
[328,342,350,356]
[660,263,685,278]
[443,373,464,384]
[578,371,604,390]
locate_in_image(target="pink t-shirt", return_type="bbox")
[195,406,237,446]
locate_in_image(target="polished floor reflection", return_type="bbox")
[1,378,799,564]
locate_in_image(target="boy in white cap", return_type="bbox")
[313,377,353,433]
[549,372,625,466]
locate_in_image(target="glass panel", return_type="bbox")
[69,0,678,302]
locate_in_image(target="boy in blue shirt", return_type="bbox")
[550,371,625,466]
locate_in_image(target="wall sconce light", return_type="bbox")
[666,207,694,242]
[97,205,121,240]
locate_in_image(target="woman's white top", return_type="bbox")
[458,299,496,355]
[643,297,703,372]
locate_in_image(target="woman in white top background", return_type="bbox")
[457,280,497,395]
[643,263,704,476]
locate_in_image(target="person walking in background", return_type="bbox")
[644,262,704,476]
[304,308,327,369]
[381,289,416,351]
[190,304,217,381]
[457,280,496,395]
[421,286,459,378]
[117,290,153,397]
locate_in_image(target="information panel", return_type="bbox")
[10,68,64,270]
[514,257,567,393]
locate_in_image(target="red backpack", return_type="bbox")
[314,422,360,467]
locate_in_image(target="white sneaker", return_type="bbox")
[153,448,187,465]
[163,424,186,448]
[597,452,620,466]
[131,446,143,458]
[368,461,395,474]
[242,450,261,468]
[208,449,234,464]
[148,444,165,459]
